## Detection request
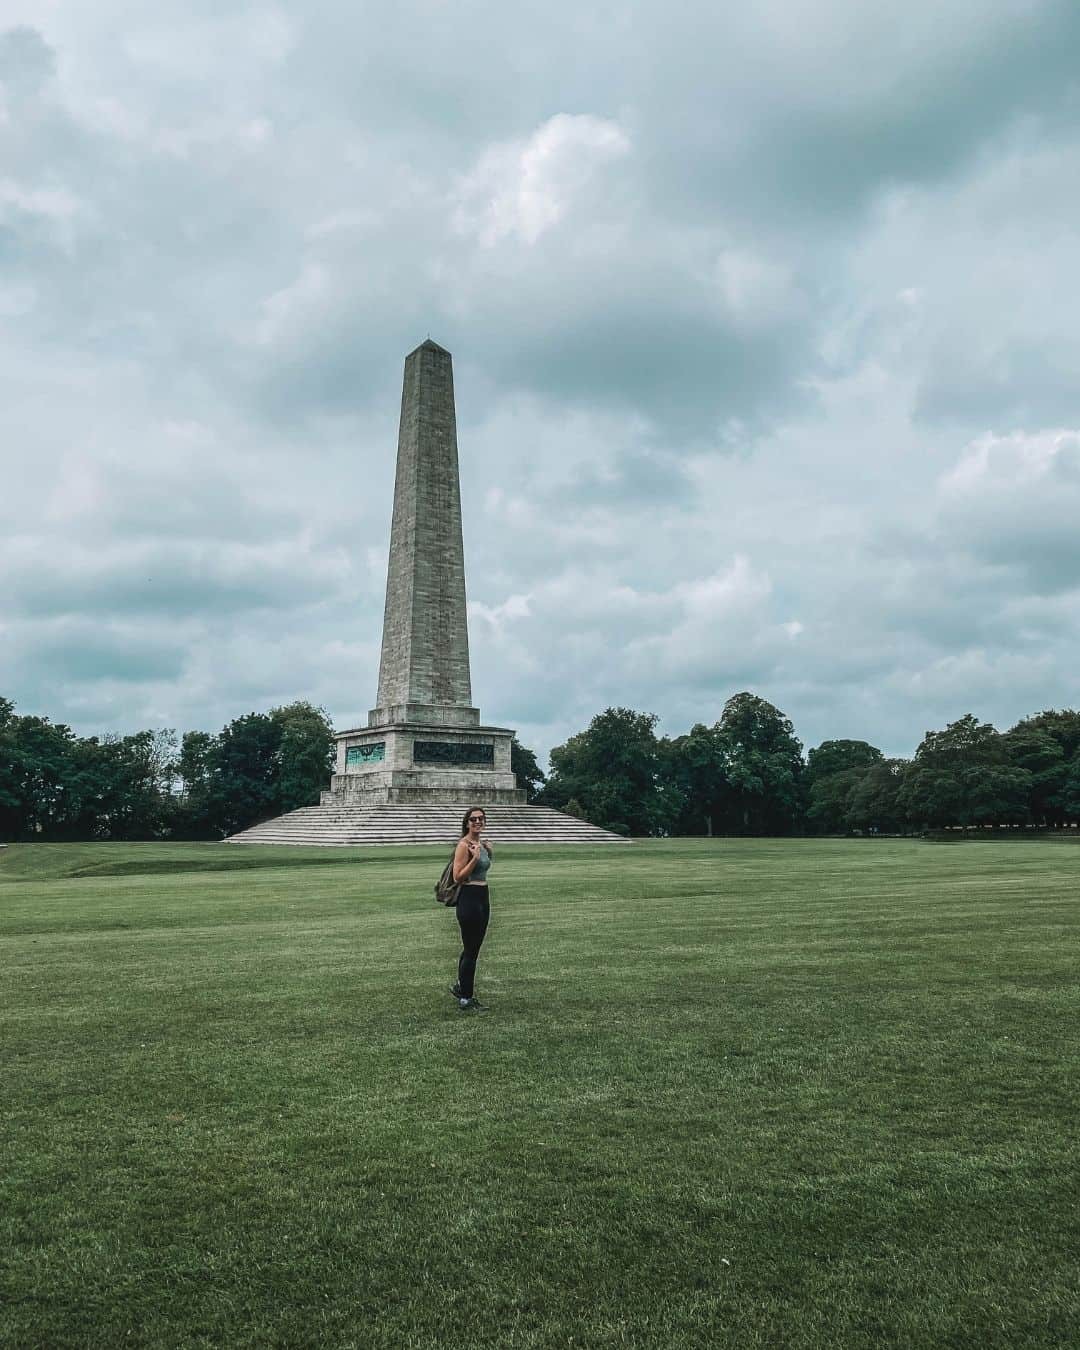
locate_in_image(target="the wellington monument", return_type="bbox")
[229,341,622,845]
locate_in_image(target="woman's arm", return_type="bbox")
[452,838,478,885]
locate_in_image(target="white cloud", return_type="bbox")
[942,429,1080,497]
[252,262,331,347]
[453,113,631,247]
[713,249,794,325]
[0,179,82,220]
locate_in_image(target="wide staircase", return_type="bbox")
[226,802,629,847]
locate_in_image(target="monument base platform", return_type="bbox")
[225,802,630,847]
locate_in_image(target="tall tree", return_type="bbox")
[1015,709,1080,762]
[1001,725,1066,827]
[271,702,335,813]
[0,698,20,839]
[804,740,885,834]
[899,714,1031,828]
[541,707,668,836]
[806,740,884,781]
[58,730,177,840]
[510,736,546,803]
[208,712,282,837]
[0,712,80,840]
[660,723,730,835]
[1007,709,1080,826]
[173,730,218,838]
[714,693,804,835]
[1061,759,1080,822]
[846,759,911,834]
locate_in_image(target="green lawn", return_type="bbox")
[1,838,1078,1348]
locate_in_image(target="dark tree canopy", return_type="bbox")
[540,707,668,836]
[272,702,336,814]
[510,736,546,803]
[802,740,885,834]
[1015,709,1080,762]
[899,715,1031,828]
[847,759,909,834]
[806,740,884,782]
[661,722,730,836]
[713,693,804,835]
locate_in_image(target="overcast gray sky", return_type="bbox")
[3,0,1079,762]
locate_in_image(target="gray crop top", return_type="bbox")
[467,844,492,883]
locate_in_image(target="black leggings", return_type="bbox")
[455,884,490,998]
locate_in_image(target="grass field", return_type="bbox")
[1,837,1078,1348]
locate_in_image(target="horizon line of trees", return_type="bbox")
[2,691,1078,842]
[536,696,1080,838]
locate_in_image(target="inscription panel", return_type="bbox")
[346,743,385,767]
[413,741,495,767]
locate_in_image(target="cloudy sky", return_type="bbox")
[3,1,1080,763]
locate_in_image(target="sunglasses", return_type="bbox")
[468,816,485,823]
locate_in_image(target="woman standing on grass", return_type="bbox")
[450,807,493,1011]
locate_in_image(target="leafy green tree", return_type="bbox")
[1015,709,1080,761]
[0,698,20,838]
[112,729,178,838]
[714,693,804,835]
[806,769,861,834]
[847,759,911,834]
[660,723,730,835]
[806,739,883,781]
[1061,760,1080,822]
[271,702,335,813]
[898,714,1031,829]
[1006,710,1080,826]
[0,701,178,841]
[0,712,81,839]
[1001,725,1065,826]
[510,736,546,802]
[59,730,177,840]
[540,708,669,836]
[172,704,332,838]
[804,740,885,834]
[172,730,218,838]
[207,712,282,837]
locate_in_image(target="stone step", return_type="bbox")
[226,802,628,847]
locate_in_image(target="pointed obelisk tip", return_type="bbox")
[408,337,451,358]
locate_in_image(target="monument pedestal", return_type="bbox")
[323,717,525,807]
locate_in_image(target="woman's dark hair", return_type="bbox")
[460,806,487,836]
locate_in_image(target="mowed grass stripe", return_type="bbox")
[1,839,1077,1348]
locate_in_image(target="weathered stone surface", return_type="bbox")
[370,340,475,725]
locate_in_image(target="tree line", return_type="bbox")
[0,694,544,842]
[0,698,336,842]
[535,695,1080,837]
[2,690,1078,841]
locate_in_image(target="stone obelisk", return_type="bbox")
[371,340,476,727]
[325,340,525,806]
